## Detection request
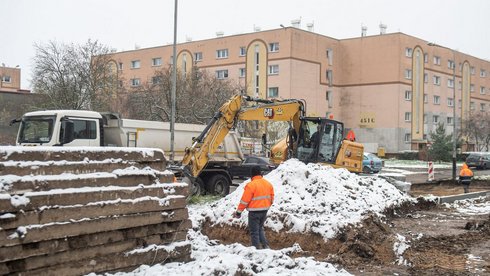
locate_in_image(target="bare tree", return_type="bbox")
[460,111,490,151]
[126,67,240,124]
[31,39,117,111]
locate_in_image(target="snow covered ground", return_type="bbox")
[103,159,419,275]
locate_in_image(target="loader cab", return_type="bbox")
[296,118,344,164]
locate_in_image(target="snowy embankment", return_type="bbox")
[108,159,416,275]
[192,159,415,240]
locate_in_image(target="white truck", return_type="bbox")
[11,110,244,195]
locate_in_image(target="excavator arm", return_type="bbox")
[181,94,304,178]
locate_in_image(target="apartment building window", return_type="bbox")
[326,90,333,108]
[447,78,454,88]
[404,69,412,80]
[405,90,412,101]
[424,73,428,83]
[152,57,162,67]
[239,68,245,78]
[447,60,455,69]
[131,60,140,69]
[216,69,228,79]
[268,65,279,75]
[239,47,246,56]
[447,117,453,125]
[268,87,279,98]
[480,69,487,78]
[405,47,413,58]
[216,49,229,59]
[433,56,441,65]
[130,78,140,87]
[152,76,162,84]
[480,86,486,94]
[404,112,411,122]
[424,53,428,63]
[404,133,411,143]
[470,102,475,110]
[194,52,203,61]
[458,81,462,90]
[447,97,454,107]
[458,99,462,109]
[433,115,439,124]
[1,75,11,83]
[118,62,123,71]
[481,103,486,112]
[326,70,333,85]
[424,93,428,103]
[433,95,440,105]
[433,75,441,85]
[470,84,475,92]
[269,42,279,52]
[326,48,333,65]
[423,114,428,124]
[470,66,475,75]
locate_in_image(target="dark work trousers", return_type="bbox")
[248,210,269,249]
[460,178,471,194]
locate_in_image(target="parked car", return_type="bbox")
[362,152,383,174]
[228,156,276,179]
[465,152,490,170]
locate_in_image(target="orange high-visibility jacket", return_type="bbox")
[459,163,474,177]
[237,176,274,212]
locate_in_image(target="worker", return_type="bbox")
[459,163,473,193]
[233,166,275,249]
[310,125,321,148]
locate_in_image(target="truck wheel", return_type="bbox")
[207,174,231,196]
[184,177,205,197]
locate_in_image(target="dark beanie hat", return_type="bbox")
[250,166,262,177]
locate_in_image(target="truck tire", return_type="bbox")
[207,174,231,196]
[184,177,205,197]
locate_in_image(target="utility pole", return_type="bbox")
[170,0,178,162]
[428,42,457,181]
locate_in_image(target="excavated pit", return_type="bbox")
[202,199,490,275]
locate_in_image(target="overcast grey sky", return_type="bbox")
[2,0,489,89]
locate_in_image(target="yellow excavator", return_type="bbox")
[180,94,364,196]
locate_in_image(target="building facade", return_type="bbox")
[110,28,490,153]
[0,66,26,93]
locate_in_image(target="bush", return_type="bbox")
[398,151,419,160]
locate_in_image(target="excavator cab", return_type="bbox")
[296,118,344,164]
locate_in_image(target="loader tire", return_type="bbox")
[207,174,231,196]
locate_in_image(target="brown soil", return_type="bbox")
[410,181,490,197]
[203,197,490,275]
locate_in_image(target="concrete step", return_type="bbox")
[1,170,174,194]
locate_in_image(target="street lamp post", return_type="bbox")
[170,0,178,162]
[428,42,457,181]
[451,50,457,181]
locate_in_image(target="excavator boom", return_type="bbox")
[181,94,363,179]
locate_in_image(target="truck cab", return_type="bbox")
[15,110,102,147]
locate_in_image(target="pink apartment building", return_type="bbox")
[110,27,490,153]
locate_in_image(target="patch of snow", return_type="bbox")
[0,213,15,219]
[393,234,411,266]
[10,195,30,207]
[443,198,490,215]
[110,230,350,276]
[0,146,161,160]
